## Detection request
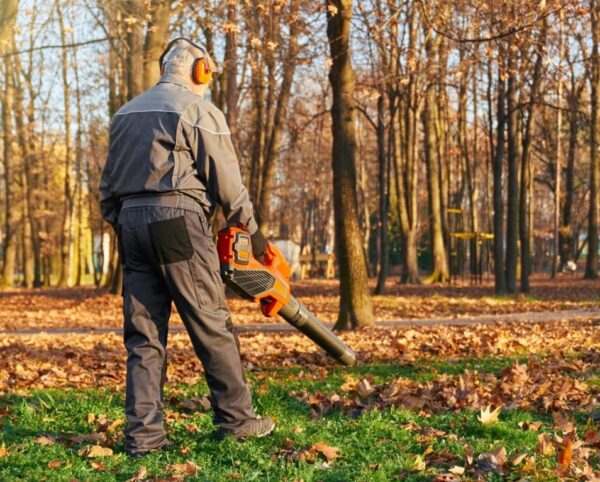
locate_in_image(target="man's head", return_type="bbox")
[159,38,216,96]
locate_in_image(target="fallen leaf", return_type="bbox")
[463,444,474,465]
[357,379,375,397]
[510,451,527,466]
[91,460,106,471]
[79,445,113,458]
[35,435,56,446]
[478,405,501,424]
[584,429,600,445]
[431,474,461,482]
[518,421,542,431]
[412,455,426,471]
[536,433,555,456]
[106,419,124,432]
[127,466,148,482]
[552,412,575,433]
[0,445,8,457]
[522,455,536,472]
[557,439,573,468]
[477,449,506,473]
[167,461,200,476]
[47,460,61,469]
[448,466,465,475]
[312,442,340,462]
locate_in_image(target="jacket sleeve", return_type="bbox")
[99,153,120,226]
[192,108,259,234]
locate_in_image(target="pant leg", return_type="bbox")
[144,208,256,427]
[118,213,172,453]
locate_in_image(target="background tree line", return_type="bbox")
[0,0,598,329]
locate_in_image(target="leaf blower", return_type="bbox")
[217,227,357,366]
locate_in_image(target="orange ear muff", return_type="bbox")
[192,58,212,85]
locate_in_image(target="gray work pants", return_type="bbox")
[117,198,256,453]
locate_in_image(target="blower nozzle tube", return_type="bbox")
[278,296,357,366]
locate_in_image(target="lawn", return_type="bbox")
[1,354,598,481]
[1,278,599,481]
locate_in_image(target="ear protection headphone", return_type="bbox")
[158,37,213,85]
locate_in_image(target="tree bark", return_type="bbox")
[0,0,18,287]
[375,94,388,294]
[586,0,600,279]
[423,30,448,283]
[493,71,507,295]
[519,22,546,292]
[552,13,563,278]
[56,0,74,287]
[326,0,374,330]
[125,0,144,99]
[560,75,584,268]
[142,0,173,90]
[257,1,300,234]
[1,42,17,287]
[505,57,519,293]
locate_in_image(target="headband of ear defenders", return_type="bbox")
[158,37,209,69]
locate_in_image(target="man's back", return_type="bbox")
[106,75,225,205]
[100,72,256,233]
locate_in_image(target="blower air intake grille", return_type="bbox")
[232,269,276,297]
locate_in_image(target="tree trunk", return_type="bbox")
[126,0,144,99]
[0,0,19,287]
[560,76,583,268]
[224,1,240,150]
[505,61,519,293]
[56,0,74,288]
[257,2,300,234]
[1,49,17,287]
[375,94,388,294]
[493,72,507,295]
[423,30,448,283]
[461,49,479,277]
[391,3,420,284]
[73,41,85,286]
[519,22,546,291]
[142,0,172,90]
[11,51,34,287]
[552,13,563,278]
[326,0,374,330]
[586,0,600,279]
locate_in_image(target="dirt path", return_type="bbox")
[1,308,598,336]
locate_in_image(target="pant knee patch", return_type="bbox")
[148,216,194,264]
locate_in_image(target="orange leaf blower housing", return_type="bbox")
[217,227,356,366]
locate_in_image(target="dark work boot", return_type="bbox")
[126,439,174,458]
[216,417,275,441]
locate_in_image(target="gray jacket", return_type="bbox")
[99,73,258,234]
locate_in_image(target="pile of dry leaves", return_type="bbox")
[1,275,598,330]
[1,321,598,407]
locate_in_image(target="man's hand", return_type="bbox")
[251,229,268,264]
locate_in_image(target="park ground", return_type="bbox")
[0,275,599,480]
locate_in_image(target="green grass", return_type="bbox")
[0,359,595,481]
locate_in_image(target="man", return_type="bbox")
[99,38,274,457]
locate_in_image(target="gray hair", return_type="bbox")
[162,40,203,77]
